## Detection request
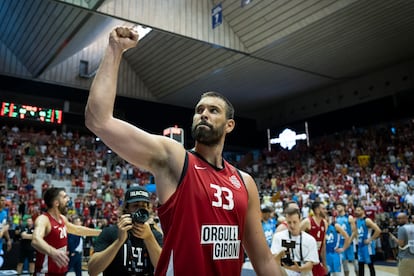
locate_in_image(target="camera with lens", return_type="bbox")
[281,239,296,266]
[131,208,150,224]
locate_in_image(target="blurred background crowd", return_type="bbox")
[1,117,413,269]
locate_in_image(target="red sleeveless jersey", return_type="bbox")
[156,152,248,275]
[309,216,326,276]
[35,212,68,275]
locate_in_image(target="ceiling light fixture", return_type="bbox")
[241,0,253,7]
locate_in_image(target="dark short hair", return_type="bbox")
[283,200,298,211]
[311,201,323,211]
[200,91,234,119]
[335,201,346,207]
[261,207,272,213]
[284,207,301,218]
[355,205,364,211]
[44,187,65,209]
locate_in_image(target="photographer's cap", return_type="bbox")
[125,186,150,203]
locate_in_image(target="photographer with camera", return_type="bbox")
[271,207,319,276]
[88,186,163,276]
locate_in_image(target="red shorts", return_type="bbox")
[312,262,326,276]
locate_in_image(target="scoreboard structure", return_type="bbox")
[0,101,63,124]
[163,125,184,144]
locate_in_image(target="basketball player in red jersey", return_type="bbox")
[301,201,328,276]
[32,187,102,275]
[85,26,283,275]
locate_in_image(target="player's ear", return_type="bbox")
[225,119,235,134]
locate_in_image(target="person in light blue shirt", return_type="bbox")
[336,201,357,276]
[0,195,11,268]
[261,207,277,247]
[326,216,351,276]
[355,205,381,276]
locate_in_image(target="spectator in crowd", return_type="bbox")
[271,207,319,276]
[16,217,35,275]
[85,26,283,275]
[32,187,102,275]
[88,186,162,276]
[261,207,277,248]
[404,189,414,208]
[4,80,414,275]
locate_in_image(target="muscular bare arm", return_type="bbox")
[63,216,101,236]
[0,224,11,251]
[349,215,357,240]
[300,218,311,232]
[365,218,381,243]
[85,26,185,204]
[334,223,351,252]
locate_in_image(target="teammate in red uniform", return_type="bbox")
[301,201,328,276]
[32,187,102,276]
[85,26,283,275]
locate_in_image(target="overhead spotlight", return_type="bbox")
[241,0,253,7]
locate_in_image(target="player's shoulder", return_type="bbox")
[35,213,48,222]
[301,217,311,225]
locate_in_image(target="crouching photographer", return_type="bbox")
[271,207,319,276]
[88,186,163,276]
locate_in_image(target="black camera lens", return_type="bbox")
[131,208,150,224]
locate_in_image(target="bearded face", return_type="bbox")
[58,196,69,215]
[191,120,225,146]
[354,208,363,218]
[58,202,68,215]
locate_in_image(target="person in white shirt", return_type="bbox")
[271,208,319,276]
[404,189,414,207]
[358,181,369,198]
[301,200,311,219]
[397,179,408,196]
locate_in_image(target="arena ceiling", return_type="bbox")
[1,0,414,130]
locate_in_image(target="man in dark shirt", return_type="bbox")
[68,216,84,276]
[88,186,163,276]
[16,217,35,275]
